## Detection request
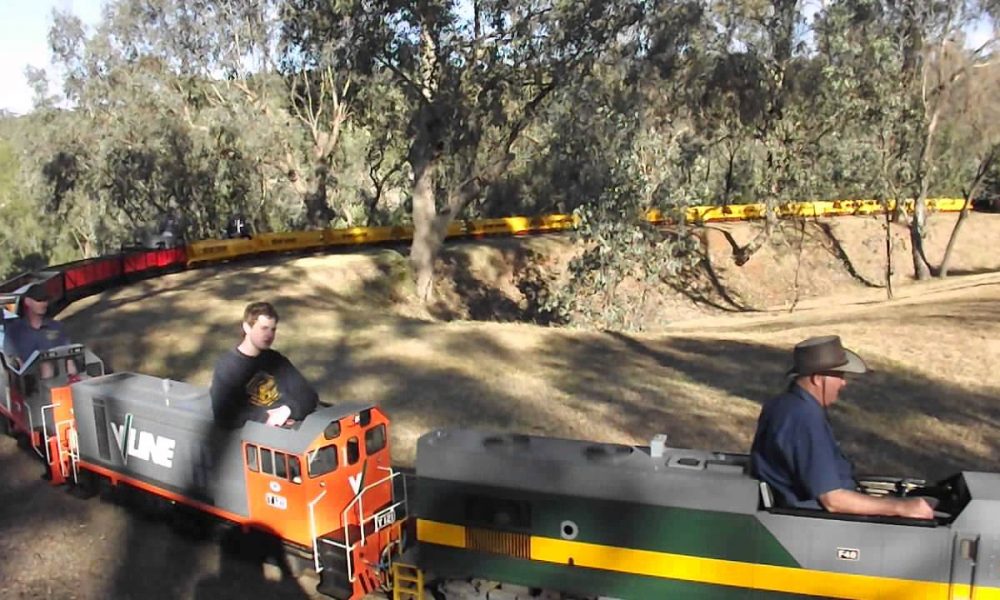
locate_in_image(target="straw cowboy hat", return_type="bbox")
[787,335,869,377]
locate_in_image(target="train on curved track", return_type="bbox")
[1,196,996,600]
[2,282,998,600]
[0,197,968,322]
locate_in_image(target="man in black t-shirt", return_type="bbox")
[210,302,319,428]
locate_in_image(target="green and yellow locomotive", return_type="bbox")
[410,429,1000,600]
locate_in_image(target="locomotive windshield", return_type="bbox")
[308,444,338,478]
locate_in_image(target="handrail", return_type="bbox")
[376,465,407,517]
[42,404,74,479]
[53,419,74,480]
[28,406,43,459]
[68,426,79,483]
[340,468,404,583]
[308,488,328,573]
[41,403,54,464]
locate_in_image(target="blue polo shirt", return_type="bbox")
[2,318,71,365]
[750,385,855,509]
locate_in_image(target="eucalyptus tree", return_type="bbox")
[281,0,647,300]
[693,0,827,264]
[37,0,368,241]
[0,132,49,279]
[900,0,998,280]
[933,59,1000,277]
[820,0,997,280]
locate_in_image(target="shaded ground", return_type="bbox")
[1,213,998,599]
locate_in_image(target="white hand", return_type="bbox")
[265,405,292,427]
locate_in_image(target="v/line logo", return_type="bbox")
[110,414,176,468]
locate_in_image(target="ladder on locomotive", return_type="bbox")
[311,465,408,592]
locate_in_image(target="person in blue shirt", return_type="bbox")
[750,335,933,519]
[3,284,76,379]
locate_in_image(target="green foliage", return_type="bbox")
[1,0,996,306]
[0,135,45,279]
[549,151,701,331]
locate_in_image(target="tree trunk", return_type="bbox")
[303,161,335,228]
[882,200,894,300]
[938,196,973,278]
[409,134,441,302]
[940,150,994,278]
[733,230,767,267]
[732,202,775,266]
[765,201,777,236]
[909,196,932,280]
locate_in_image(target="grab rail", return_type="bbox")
[339,468,406,583]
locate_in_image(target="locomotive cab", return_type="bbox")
[0,343,105,479]
[240,406,406,599]
[63,372,406,600]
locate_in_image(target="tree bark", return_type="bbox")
[732,201,775,266]
[303,161,335,227]
[938,197,972,278]
[909,196,932,281]
[409,141,441,302]
[882,199,894,300]
[733,229,768,267]
[939,150,994,277]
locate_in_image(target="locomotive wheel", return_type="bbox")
[169,504,217,541]
[221,528,305,577]
[68,469,100,499]
[281,549,315,578]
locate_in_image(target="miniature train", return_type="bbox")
[2,293,999,599]
[410,430,1000,599]
[1,291,404,599]
[0,198,967,322]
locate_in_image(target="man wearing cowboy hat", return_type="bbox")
[750,335,933,519]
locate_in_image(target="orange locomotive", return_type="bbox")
[2,347,406,600]
[0,293,107,484]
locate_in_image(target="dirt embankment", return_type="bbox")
[430,211,1000,326]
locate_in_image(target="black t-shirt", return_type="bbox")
[209,348,319,428]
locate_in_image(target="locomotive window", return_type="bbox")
[274,452,288,479]
[308,445,338,478]
[365,424,386,454]
[289,456,302,484]
[40,359,59,380]
[261,448,274,475]
[324,421,341,440]
[246,445,259,472]
[347,437,360,465]
[22,374,37,397]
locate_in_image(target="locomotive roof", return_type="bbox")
[417,428,760,514]
[242,403,378,454]
[73,372,378,455]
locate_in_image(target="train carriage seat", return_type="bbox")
[757,478,940,527]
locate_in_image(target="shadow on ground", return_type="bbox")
[22,243,996,600]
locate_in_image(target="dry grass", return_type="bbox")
[2,213,996,600]
[60,216,1000,479]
